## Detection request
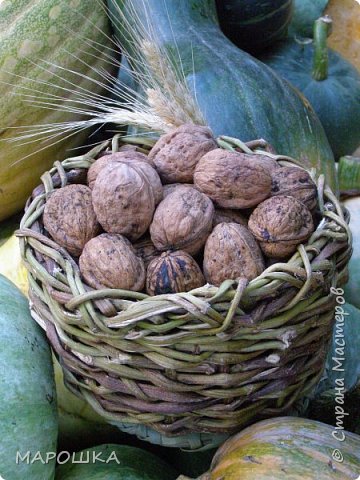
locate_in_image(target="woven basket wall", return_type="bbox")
[17,134,352,450]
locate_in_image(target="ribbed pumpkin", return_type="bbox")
[110,0,337,189]
[259,17,360,159]
[0,0,113,221]
[194,417,360,479]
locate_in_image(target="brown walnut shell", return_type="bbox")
[95,144,139,160]
[43,184,100,257]
[248,195,314,258]
[88,151,161,204]
[194,149,272,209]
[150,186,214,255]
[270,166,317,210]
[146,250,205,295]
[92,162,155,241]
[148,124,217,183]
[79,233,145,291]
[88,151,151,188]
[162,183,196,198]
[213,208,248,227]
[133,235,161,268]
[247,153,280,173]
[203,223,265,286]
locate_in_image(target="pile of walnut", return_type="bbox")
[43,124,317,296]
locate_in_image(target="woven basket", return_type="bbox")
[17,134,352,450]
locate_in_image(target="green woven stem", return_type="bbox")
[17,133,352,450]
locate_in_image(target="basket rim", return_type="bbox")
[16,133,352,318]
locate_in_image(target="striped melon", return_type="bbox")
[0,0,114,221]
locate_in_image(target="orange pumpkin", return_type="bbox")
[325,0,360,72]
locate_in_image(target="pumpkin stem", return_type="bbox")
[312,16,332,81]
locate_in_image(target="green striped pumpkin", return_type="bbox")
[0,0,113,221]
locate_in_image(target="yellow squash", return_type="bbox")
[0,0,113,221]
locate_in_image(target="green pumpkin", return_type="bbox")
[259,17,360,159]
[109,0,336,189]
[203,417,360,479]
[289,0,329,37]
[343,197,360,310]
[216,0,294,52]
[0,275,58,480]
[0,0,113,222]
[306,303,360,433]
[55,444,178,480]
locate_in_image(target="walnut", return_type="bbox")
[270,166,317,210]
[96,144,139,158]
[148,124,217,183]
[194,149,272,208]
[92,161,155,241]
[163,183,195,198]
[88,151,150,188]
[250,153,280,173]
[87,151,161,205]
[79,233,145,291]
[133,235,161,268]
[248,195,314,258]
[213,208,248,228]
[150,186,214,255]
[43,184,100,257]
[146,250,205,295]
[203,223,264,286]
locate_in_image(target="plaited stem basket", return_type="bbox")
[17,134,352,450]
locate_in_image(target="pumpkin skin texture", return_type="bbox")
[0,0,113,221]
[325,0,360,73]
[289,0,329,37]
[259,32,360,159]
[216,0,294,53]
[55,444,178,480]
[110,0,336,189]
[343,197,360,309]
[307,302,360,429]
[208,417,360,479]
[0,275,58,480]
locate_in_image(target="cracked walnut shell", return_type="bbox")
[79,233,145,291]
[43,184,100,257]
[248,195,314,258]
[203,223,265,286]
[270,166,317,210]
[148,124,217,183]
[150,186,214,255]
[194,149,272,208]
[146,250,205,295]
[133,235,161,268]
[92,161,156,241]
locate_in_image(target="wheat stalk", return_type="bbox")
[3,0,207,166]
[141,41,206,127]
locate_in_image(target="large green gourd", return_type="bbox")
[0,275,58,480]
[55,444,178,480]
[111,0,336,188]
[0,0,113,222]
